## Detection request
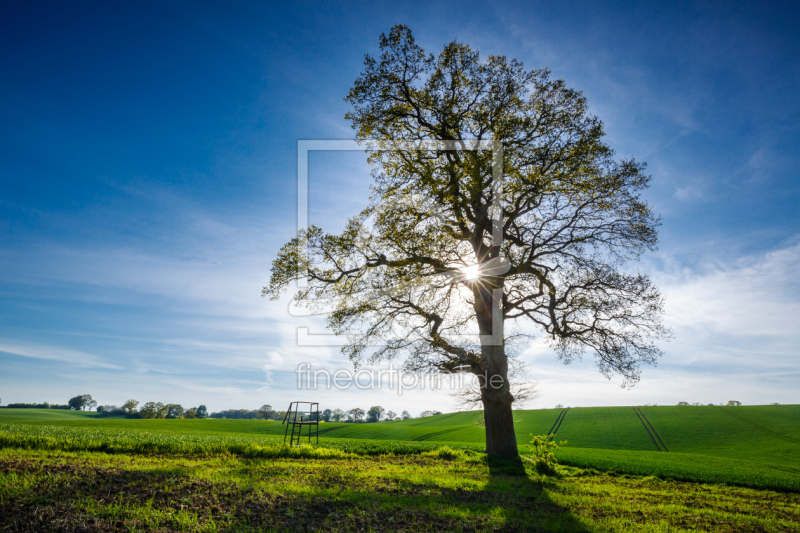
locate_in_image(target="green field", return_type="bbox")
[1,406,799,531]
[1,405,799,492]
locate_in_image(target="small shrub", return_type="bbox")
[527,434,566,475]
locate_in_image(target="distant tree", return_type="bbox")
[321,409,333,422]
[677,402,689,406]
[257,404,275,420]
[726,400,742,406]
[139,401,166,419]
[770,402,781,405]
[68,395,83,411]
[121,399,139,415]
[385,410,397,421]
[138,402,157,419]
[82,395,97,411]
[98,405,125,416]
[347,408,365,422]
[366,406,385,423]
[401,410,411,420]
[68,394,96,411]
[165,404,184,418]
[555,404,564,409]
[419,410,433,418]
[196,405,208,419]
[184,408,198,419]
[331,409,346,422]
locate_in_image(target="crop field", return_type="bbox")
[1,406,799,531]
[550,407,657,451]
[639,406,800,470]
[2,406,800,490]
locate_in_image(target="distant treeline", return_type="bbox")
[4,402,70,409]
[209,406,434,422]
[97,401,208,419]
[209,408,284,420]
[1,397,441,423]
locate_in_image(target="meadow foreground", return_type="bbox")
[1,407,799,531]
[2,448,799,532]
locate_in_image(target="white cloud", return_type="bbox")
[0,339,121,370]
[511,238,800,407]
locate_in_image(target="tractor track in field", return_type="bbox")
[317,426,345,436]
[716,406,800,444]
[547,408,569,440]
[633,407,669,452]
[411,427,462,442]
[638,407,669,452]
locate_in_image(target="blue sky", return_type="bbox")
[1,1,798,413]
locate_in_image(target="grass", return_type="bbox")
[556,448,800,492]
[8,405,798,456]
[552,407,657,451]
[727,405,800,442]
[0,423,484,458]
[1,405,799,493]
[1,407,799,531]
[639,406,800,470]
[2,448,799,532]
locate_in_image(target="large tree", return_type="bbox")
[267,26,668,457]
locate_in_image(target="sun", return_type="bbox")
[460,264,481,281]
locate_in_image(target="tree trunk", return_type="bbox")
[475,280,519,458]
[481,381,519,457]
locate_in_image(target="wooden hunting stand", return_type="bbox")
[282,401,319,446]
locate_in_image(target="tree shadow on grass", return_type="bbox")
[350,456,591,531]
[478,455,591,532]
[1,454,592,532]
[299,456,592,532]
